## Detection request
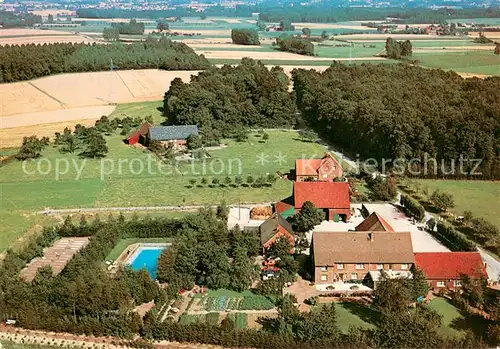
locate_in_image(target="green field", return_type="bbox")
[315,44,383,58]
[0,122,332,251]
[414,50,500,75]
[415,179,500,228]
[105,237,171,261]
[209,58,399,66]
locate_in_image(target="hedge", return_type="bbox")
[400,194,425,221]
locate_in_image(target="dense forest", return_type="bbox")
[258,6,500,24]
[0,10,41,28]
[163,58,296,140]
[0,37,210,83]
[292,64,500,178]
[74,6,500,24]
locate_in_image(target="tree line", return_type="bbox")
[163,58,296,141]
[258,6,500,24]
[111,19,145,35]
[274,36,315,56]
[0,37,210,83]
[0,10,42,28]
[292,63,500,179]
[385,38,412,59]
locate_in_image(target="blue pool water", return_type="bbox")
[129,247,166,278]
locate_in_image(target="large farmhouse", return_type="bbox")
[295,153,343,182]
[415,252,487,290]
[128,123,199,146]
[312,231,414,284]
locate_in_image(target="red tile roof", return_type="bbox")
[275,200,294,214]
[296,159,322,176]
[414,252,487,280]
[294,181,350,209]
[355,212,394,232]
[295,153,342,177]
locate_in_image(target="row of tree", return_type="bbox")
[0,10,42,28]
[458,211,500,255]
[111,19,145,35]
[292,63,500,179]
[0,37,210,83]
[430,221,477,252]
[258,6,500,24]
[163,58,296,140]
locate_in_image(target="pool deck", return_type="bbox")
[109,242,170,272]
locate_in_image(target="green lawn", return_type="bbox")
[414,50,500,75]
[335,302,378,333]
[336,299,470,338]
[415,179,500,228]
[105,237,172,261]
[0,128,330,251]
[428,297,466,338]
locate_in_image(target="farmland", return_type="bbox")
[414,50,500,75]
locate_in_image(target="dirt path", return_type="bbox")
[37,203,272,215]
[0,328,223,349]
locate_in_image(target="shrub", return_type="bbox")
[400,194,425,221]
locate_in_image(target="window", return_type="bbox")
[320,266,328,272]
[377,264,384,270]
[401,264,409,270]
[454,280,462,287]
[437,281,445,287]
[351,273,358,280]
[356,264,365,270]
[321,275,328,281]
[337,263,344,269]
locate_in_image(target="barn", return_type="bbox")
[127,122,152,145]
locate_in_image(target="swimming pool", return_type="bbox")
[127,245,168,278]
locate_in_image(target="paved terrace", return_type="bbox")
[311,203,450,254]
[20,237,90,282]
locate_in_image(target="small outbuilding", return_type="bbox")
[259,212,295,252]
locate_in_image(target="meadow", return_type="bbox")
[0,128,330,251]
[414,50,500,75]
[415,179,500,228]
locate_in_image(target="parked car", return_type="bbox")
[262,271,276,281]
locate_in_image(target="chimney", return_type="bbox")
[368,233,373,241]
